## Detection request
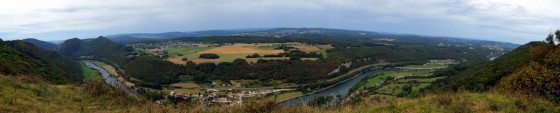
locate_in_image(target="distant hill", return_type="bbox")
[105,28,520,51]
[56,36,133,66]
[105,29,267,44]
[0,39,82,83]
[21,38,57,50]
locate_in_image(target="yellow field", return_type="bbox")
[170,82,200,89]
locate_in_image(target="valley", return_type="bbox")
[2,1,560,112]
[2,28,559,113]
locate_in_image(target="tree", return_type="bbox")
[182,57,188,61]
[546,34,555,45]
[556,29,560,45]
[232,58,248,65]
[186,61,196,67]
[199,53,220,59]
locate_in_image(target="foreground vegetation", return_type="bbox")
[2,74,558,113]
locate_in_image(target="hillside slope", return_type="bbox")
[0,40,82,83]
[429,42,543,91]
[22,38,57,51]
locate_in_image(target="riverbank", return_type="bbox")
[281,62,389,105]
[82,60,141,99]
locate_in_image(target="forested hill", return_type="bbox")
[22,38,57,51]
[429,41,542,91]
[0,38,82,84]
[429,32,560,101]
[56,36,133,66]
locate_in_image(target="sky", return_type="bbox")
[0,0,559,44]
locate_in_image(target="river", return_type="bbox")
[282,70,374,106]
[82,61,140,99]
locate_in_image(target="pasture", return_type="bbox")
[275,91,303,102]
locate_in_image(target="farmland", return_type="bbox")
[138,42,333,64]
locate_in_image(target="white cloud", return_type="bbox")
[0,0,558,43]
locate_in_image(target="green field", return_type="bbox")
[166,47,214,58]
[317,45,334,50]
[401,64,447,69]
[80,62,101,80]
[275,91,303,102]
[356,71,415,90]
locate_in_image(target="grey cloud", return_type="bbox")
[0,0,557,44]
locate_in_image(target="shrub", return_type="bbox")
[199,53,220,59]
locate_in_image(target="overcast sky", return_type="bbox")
[1,0,559,44]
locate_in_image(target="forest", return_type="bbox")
[0,39,83,84]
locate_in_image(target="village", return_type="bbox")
[163,83,293,106]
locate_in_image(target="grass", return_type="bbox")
[275,91,304,102]
[1,74,558,113]
[356,71,428,90]
[0,75,157,112]
[376,83,405,95]
[80,62,100,80]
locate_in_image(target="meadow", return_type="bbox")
[353,64,449,98]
